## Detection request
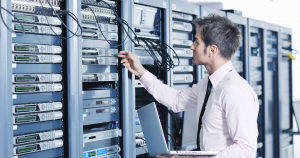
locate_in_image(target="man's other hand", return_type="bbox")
[118,50,146,78]
[156,154,194,158]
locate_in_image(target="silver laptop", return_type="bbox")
[137,102,218,156]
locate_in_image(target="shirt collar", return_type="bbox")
[208,61,234,88]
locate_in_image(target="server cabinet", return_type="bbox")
[247,18,265,158]
[279,26,293,158]
[168,0,200,151]
[225,12,249,81]
[0,0,68,158]
[80,0,122,158]
[263,22,280,158]
[199,6,226,78]
[130,0,169,157]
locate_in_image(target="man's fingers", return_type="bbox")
[156,154,171,158]
[120,59,128,63]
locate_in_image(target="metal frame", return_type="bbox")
[247,17,265,158]
[225,12,249,81]
[0,0,13,158]
[263,22,281,158]
[121,0,135,157]
[67,0,83,158]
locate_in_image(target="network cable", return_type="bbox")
[81,4,128,47]
[40,0,83,39]
[0,0,25,35]
[85,0,180,71]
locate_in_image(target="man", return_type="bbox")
[118,14,259,158]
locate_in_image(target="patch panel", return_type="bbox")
[82,6,114,16]
[12,0,60,7]
[13,129,63,145]
[81,13,116,23]
[81,0,116,8]
[13,102,63,114]
[136,139,146,147]
[13,111,63,124]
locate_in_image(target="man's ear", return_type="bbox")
[210,45,218,55]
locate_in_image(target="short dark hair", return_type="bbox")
[192,14,241,59]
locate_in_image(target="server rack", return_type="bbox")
[247,18,265,158]
[0,0,67,158]
[199,6,226,78]
[130,0,170,157]
[225,12,249,81]
[79,0,123,158]
[279,26,293,158]
[263,22,280,158]
[168,0,199,150]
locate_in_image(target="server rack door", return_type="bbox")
[248,18,265,158]
[279,26,293,158]
[264,23,280,158]
[226,12,249,81]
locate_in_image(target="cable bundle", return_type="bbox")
[84,0,180,71]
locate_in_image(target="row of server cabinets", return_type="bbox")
[0,0,294,158]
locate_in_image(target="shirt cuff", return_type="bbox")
[139,70,156,89]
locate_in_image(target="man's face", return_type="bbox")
[190,29,209,65]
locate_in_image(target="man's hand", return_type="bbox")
[118,50,146,78]
[156,154,194,158]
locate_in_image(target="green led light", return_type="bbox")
[89,151,96,157]
[17,116,36,122]
[17,136,36,143]
[17,145,37,153]
[15,45,36,51]
[16,106,36,112]
[16,86,36,91]
[16,76,36,81]
[16,56,36,61]
[15,14,35,21]
[15,25,35,30]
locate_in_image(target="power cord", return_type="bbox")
[40,0,83,39]
[83,0,180,71]
[81,4,128,47]
[0,0,25,35]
